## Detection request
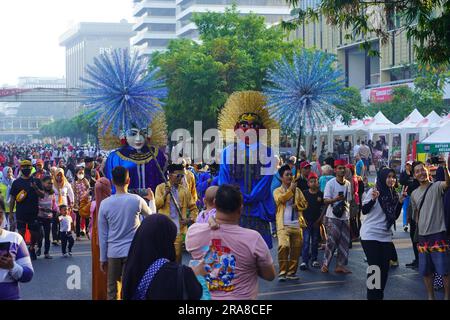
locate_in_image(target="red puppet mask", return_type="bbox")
[234,113,264,145]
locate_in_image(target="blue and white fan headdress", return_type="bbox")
[81,48,167,136]
[263,49,346,136]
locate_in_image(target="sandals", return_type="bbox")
[335,267,352,274]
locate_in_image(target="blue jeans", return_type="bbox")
[302,223,321,264]
[402,196,409,226]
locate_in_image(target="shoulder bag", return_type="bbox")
[413,183,433,242]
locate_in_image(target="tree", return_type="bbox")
[369,86,416,123]
[369,85,449,124]
[285,0,450,64]
[39,114,98,144]
[150,5,302,133]
[335,87,368,124]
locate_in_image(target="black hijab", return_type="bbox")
[122,214,177,300]
[376,167,400,230]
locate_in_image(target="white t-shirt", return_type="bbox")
[360,189,393,242]
[59,215,73,232]
[324,178,351,221]
[283,198,299,227]
[353,144,360,156]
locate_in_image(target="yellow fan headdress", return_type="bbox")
[98,111,168,150]
[218,91,279,145]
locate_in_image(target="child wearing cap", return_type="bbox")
[300,172,324,270]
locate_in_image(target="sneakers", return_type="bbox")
[44,254,53,259]
[286,274,300,280]
[52,240,59,246]
[62,253,68,258]
[30,250,37,261]
[312,261,320,268]
[36,248,42,257]
[299,262,308,271]
[278,274,286,282]
[390,260,399,268]
[68,252,72,257]
[406,260,418,269]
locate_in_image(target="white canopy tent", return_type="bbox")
[421,121,450,144]
[417,121,450,154]
[416,111,442,140]
[439,113,450,126]
[397,109,424,170]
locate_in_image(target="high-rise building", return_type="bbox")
[59,20,135,115]
[289,1,449,102]
[132,0,177,55]
[59,21,135,90]
[132,0,292,55]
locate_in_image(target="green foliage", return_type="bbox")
[40,113,98,143]
[367,90,448,125]
[335,87,368,124]
[285,0,450,65]
[151,5,302,133]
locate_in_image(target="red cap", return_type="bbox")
[308,172,318,180]
[334,159,348,167]
[300,161,311,169]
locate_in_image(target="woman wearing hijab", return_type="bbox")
[0,166,15,227]
[52,168,74,245]
[122,214,203,300]
[92,177,111,300]
[359,168,407,300]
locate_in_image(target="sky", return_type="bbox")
[0,0,134,86]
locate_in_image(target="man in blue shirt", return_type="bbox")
[355,154,365,177]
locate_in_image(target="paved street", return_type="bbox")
[21,219,445,300]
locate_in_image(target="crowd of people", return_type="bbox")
[0,141,449,301]
[316,136,390,175]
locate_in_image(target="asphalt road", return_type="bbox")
[20,220,445,300]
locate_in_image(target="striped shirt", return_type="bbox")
[0,229,34,300]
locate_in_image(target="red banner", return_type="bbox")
[370,87,394,103]
[0,88,30,97]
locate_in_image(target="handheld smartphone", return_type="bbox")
[338,191,344,197]
[0,242,11,257]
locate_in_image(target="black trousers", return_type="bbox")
[38,218,52,255]
[361,240,392,300]
[389,242,398,262]
[17,220,40,252]
[75,211,90,238]
[409,219,419,262]
[52,216,60,241]
[60,231,74,254]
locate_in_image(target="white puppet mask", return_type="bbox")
[126,128,152,151]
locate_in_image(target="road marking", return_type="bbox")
[272,280,346,289]
[258,285,342,297]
